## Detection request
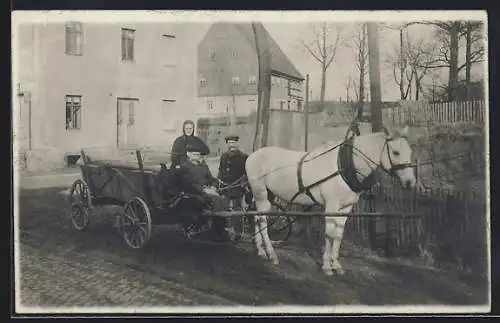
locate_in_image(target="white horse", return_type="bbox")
[245,126,416,276]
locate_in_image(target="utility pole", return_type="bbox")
[367,22,383,133]
[304,74,310,151]
[251,22,272,150]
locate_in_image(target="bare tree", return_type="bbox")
[382,23,413,100]
[405,37,439,100]
[300,23,344,105]
[348,23,369,104]
[422,72,444,102]
[345,74,354,102]
[408,21,485,100]
[464,22,485,99]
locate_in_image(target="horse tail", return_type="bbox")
[245,149,272,212]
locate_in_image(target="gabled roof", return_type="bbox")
[210,22,304,81]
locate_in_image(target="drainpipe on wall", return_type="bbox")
[16,85,33,151]
[27,92,32,151]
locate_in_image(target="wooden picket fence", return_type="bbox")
[383,100,486,127]
[346,179,487,275]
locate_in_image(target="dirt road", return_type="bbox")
[16,186,489,311]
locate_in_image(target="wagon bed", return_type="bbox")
[69,149,215,249]
[78,150,166,209]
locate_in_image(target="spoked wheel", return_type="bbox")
[267,211,293,245]
[223,197,254,244]
[306,216,325,250]
[120,197,152,249]
[69,179,91,231]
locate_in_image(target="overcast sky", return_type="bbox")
[263,22,485,102]
[188,21,485,102]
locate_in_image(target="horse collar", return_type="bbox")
[338,136,376,193]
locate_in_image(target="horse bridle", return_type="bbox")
[350,136,416,182]
[380,137,415,176]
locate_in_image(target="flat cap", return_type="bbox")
[185,143,203,153]
[225,135,240,142]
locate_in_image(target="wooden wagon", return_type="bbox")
[68,149,293,249]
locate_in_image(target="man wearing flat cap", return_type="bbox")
[176,143,230,241]
[218,134,249,209]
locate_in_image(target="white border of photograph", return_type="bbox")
[11,9,490,315]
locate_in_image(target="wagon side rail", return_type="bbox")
[78,149,154,206]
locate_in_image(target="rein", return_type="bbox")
[285,135,416,210]
[350,136,416,179]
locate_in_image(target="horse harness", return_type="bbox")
[290,136,382,208]
[289,134,415,208]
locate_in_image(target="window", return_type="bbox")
[66,95,82,130]
[209,51,216,61]
[161,99,177,130]
[232,77,240,85]
[199,78,207,87]
[230,50,238,60]
[121,28,135,61]
[65,22,83,55]
[207,100,215,111]
[248,75,257,84]
[162,34,177,66]
[297,100,303,111]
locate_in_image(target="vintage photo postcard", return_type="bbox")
[12,10,490,315]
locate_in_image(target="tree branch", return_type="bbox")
[393,63,401,86]
[325,32,342,69]
[301,40,322,63]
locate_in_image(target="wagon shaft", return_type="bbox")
[205,210,422,218]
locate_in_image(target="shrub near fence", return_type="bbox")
[346,177,487,276]
[384,100,486,127]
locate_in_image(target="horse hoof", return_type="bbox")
[257,251,267,258]
[322,268,334,276]
[334,268,346,276]
[323,269,334,276]
[272,259,280,265]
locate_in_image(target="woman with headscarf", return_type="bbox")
[170,120,210,169]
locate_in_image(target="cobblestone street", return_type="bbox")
[19,243,237,308]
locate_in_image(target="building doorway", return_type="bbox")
[116,98,139,149]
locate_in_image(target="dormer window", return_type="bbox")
[199,78,207,87]
[232,77,240,85]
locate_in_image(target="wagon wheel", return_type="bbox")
[69,179,91,232]
[305,216,326,251]
[226,197,248,243]
[121,197,152,249]
[267,205,293,245]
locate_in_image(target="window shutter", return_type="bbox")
[128,39,134,60]
[121,36,126,60]
[128,100,135,124]
[65,26,70,53]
